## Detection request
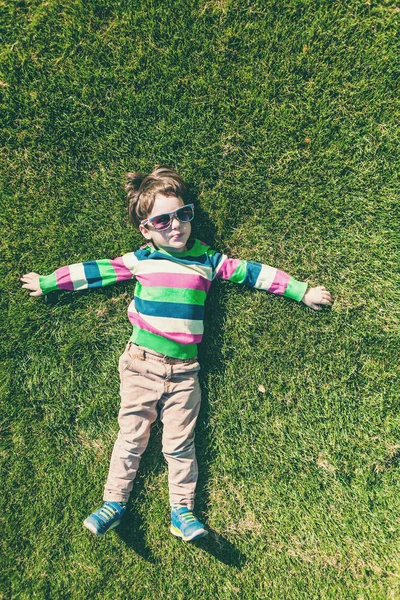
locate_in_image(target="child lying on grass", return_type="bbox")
[21,165,333,541]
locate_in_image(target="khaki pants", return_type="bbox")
[103,342,202,508]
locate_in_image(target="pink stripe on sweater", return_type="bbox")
[56,266,74,291]
[269,270,290,295]
[216,257,240,280]
[128,312,203,344]
[136,272,211,292]
[111,257,134,282]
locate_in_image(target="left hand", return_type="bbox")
[301,286,333,311]
[20,272,43,297]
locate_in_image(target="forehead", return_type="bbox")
[150,194,184,217]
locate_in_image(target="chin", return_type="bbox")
[169,236,188,250]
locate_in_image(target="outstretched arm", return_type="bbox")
[20,253,139,296]
[211,250,333,310]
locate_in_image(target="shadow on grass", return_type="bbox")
[189,529,247,568]
[111,204,243,566]
[115,505,157,564]
[56,197,244,565]
[116,515,246,569]
[113,379,248,570]
[112,294,245,566]
[113,422,164,564]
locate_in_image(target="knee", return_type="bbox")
[116,426,150,450]
[162,435,195,457]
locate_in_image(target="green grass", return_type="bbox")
[1,0,399,598]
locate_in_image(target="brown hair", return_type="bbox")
[125,165,188,228]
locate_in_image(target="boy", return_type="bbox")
[21,166,333,541]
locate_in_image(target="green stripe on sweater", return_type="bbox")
[135,282,206,305]
[97,260,118,286]
[129,327,198,359]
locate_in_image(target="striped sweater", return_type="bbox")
[39,238,308,359]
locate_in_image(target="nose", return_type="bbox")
[171,215,181,229]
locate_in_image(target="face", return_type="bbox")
[138,194,192,253]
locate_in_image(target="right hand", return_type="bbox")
[20,272,43,297]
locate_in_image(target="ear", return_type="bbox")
[139,224,152,240]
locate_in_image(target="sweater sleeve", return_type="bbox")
[39,252,139,295]
[210,249,308,302]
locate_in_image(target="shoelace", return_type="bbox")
[180,511,196,523]
[98,505,118,521]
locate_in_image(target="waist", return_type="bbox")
[126,342,198,365]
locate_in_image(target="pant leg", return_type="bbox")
[103,348,165,502]
[159,360,202,509]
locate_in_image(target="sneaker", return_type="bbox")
[83,501,126,536]
[170,507,208,542]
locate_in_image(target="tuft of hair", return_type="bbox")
[125,165,188,228]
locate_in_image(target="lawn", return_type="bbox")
[1,0,399,598]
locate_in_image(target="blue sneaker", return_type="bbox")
[83,502,126,536]
[170,507,208,541]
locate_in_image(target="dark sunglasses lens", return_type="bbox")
[152,214,171,230]
[177,206,194,221]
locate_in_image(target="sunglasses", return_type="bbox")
[141,203,195,232]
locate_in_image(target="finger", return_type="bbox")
[30,290,42,297]
[323,300,333,307]
[311,304,322,310]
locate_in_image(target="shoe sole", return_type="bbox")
[83,518,121,536]
[170,525,208,542]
